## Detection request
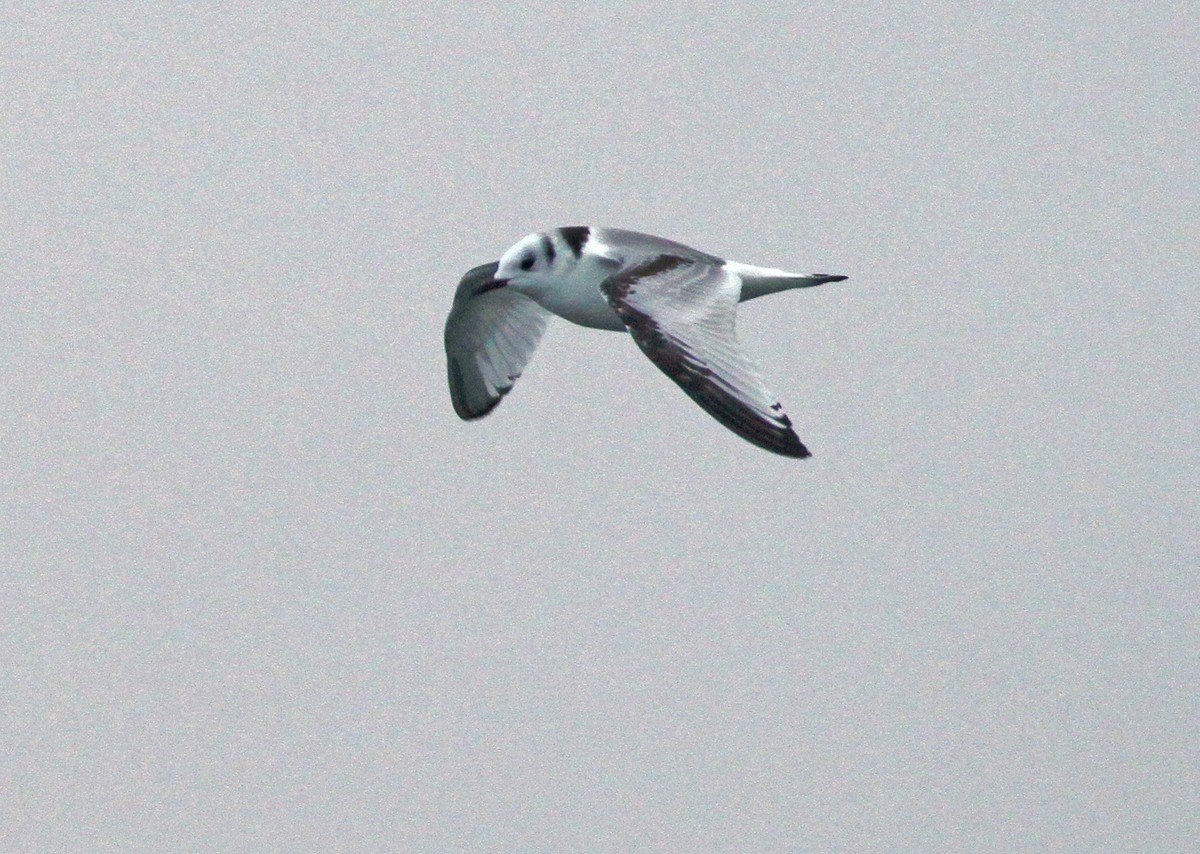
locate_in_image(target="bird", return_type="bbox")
[443,226,846,458]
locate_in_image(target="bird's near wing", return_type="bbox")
[600,255,810,458]
[444,262,550,419]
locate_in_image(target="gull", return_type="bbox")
[443,226,846,458]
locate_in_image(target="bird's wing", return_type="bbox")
[600,255,809,458]
[444,263,550,419]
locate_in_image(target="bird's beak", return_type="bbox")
[476,278,508,295]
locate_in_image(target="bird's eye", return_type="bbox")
[519,254,535,271]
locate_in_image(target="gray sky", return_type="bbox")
[2,3,1197,851]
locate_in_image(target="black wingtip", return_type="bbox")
[816,274,848,284]
[447,356,507,420]
[779,431,812,459]
[769,407,811,458]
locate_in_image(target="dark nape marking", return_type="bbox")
[540,233,555,264]
[559,226,590,257]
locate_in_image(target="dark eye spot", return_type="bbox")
[519,254,535,271]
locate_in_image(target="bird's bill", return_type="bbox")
[476,278,508,295]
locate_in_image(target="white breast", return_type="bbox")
[533,255,626,331]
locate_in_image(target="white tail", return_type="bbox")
[727,260,847,303]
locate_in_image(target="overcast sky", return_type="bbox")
[2,3,1197,851]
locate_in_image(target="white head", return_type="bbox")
[492,232,559,295]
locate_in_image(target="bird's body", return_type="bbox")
[444,226,846,458]
[511,228,628,330]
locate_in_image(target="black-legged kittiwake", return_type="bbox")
[444,226,846,458]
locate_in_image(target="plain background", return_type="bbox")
[2,3,1197,851]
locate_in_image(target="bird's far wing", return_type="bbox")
[444,263,550,419]
[600,255,810,458]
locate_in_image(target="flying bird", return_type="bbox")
[443,227,846,458]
